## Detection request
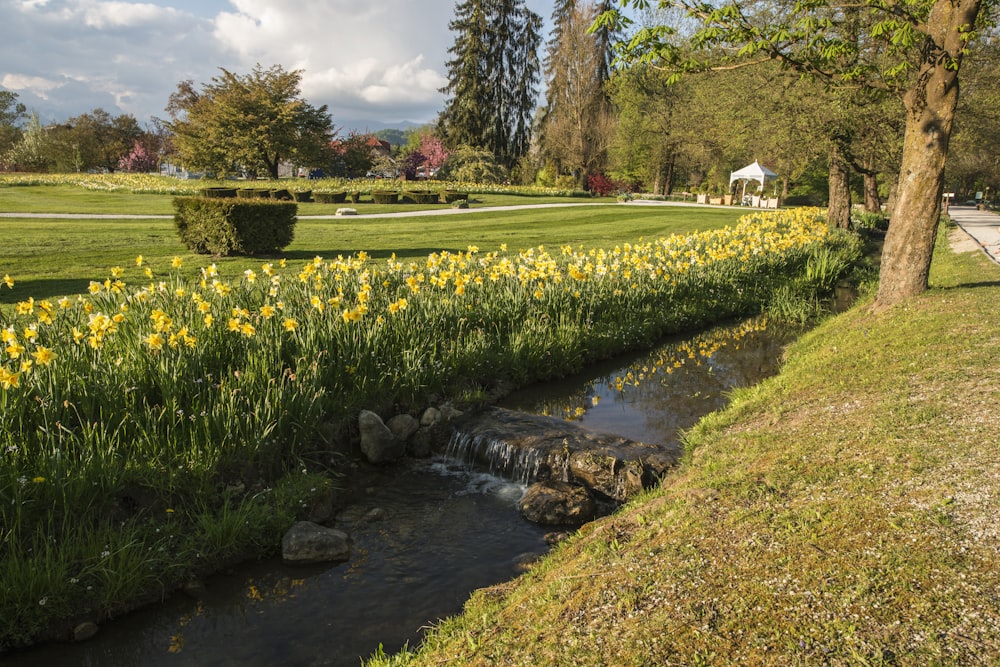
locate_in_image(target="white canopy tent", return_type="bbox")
[729,160,779,206]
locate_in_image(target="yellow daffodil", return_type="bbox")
[0,368,19,389]
[31,346,57,366]
[145,333,165,350]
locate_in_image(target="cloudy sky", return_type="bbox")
[1,0,558,131]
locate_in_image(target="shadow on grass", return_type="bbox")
[940,279,1000,290]
[0,278,91,304]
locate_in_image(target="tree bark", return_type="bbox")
[863,169,881,213]
[827,143,852,229]
[874,0,983,309]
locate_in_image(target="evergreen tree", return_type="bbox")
[440,0,542,169]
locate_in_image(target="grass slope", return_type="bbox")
[370,222,1000,665]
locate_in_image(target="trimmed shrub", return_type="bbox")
[173,197,297,256]
[371,190,399,204]
[441,190,469,204]
[200,187,237,198]
[236,188,256,199]
[293,190,313,203]
[270,188,293,201]
[315,192,348,204]
[403,190,440,204]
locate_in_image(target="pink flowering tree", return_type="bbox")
[118,139,158,173]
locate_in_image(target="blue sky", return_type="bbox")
[0,0,560,130]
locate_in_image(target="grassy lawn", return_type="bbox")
[0,183,595,215]
[366,223,1000,665]
[0,201,743,305]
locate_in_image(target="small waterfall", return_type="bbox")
[445,431,546,485]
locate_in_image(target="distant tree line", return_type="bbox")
[1,0,996,219]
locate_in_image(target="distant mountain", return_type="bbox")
[335,118,426,135]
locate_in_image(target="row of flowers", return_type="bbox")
[0,172,581,198]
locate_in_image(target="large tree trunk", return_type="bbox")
[874,0,983,309]
[827,143,852,229]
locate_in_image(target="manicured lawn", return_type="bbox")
[0,203,744,305]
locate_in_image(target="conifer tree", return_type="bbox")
[440,0,542,169]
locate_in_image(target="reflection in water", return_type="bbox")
[502,317,787,446]
[6,318,788,667]
[6,465,549,667]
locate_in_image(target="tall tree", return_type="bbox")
[440,0,542,169]
[597,0,998,309]
[541,2,615,185]
[0,89,26,162]
[166,64,335,179]
[3,111,49,172]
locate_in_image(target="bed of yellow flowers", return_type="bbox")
[0,207,834,649]
[0,172,576,198]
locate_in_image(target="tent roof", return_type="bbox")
[729,160,778,186]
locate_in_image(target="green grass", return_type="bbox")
[0,202,742,305]
[364,222,1000,665]
[0,183,597,215]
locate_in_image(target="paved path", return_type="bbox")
[0,199,743,222]
[947,205,1000,265]
[0,202,614,221]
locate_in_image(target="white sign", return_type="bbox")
[943,193,955,198]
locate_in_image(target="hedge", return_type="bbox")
[371,190,399,204]
[441,190,469,204]
[315,192,348,204]
[403,190,440,204]
[173,197,297,256]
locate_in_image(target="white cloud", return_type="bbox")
[77,0,184,29]
[210,0,457,123]
[0,0,554,126]
[1,74,64,100]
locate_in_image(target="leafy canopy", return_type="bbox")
[166,64,334,179]
[594,0,996,89]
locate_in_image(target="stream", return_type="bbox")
[5,318,790,667]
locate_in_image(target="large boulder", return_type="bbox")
[386,414,420,442]
[359,410,405,463]
[518,481,597,526]
[281,521,351,565]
